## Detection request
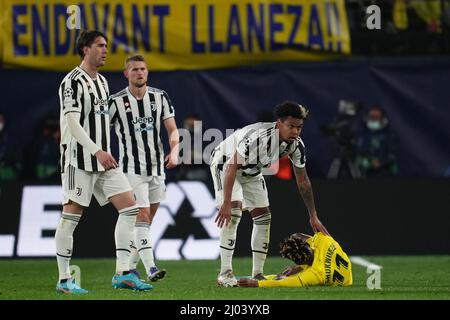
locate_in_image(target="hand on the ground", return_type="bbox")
[238,278,258,287]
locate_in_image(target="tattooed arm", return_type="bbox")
[293,166,329,235]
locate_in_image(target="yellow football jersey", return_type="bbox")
[259,232,352,287]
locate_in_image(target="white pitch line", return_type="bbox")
[350,256,383,270]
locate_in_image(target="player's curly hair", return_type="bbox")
[274,101,309,121]
[279,233,312,265]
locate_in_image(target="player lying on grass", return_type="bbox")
[238,232,352,287]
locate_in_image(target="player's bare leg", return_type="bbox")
[217,201,242,287]
[250,207,271,279]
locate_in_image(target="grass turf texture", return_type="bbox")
[0,256,449,300]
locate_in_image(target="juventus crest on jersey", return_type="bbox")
[109,86,175,177]
[58,66,111,172]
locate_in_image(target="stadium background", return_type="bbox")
[0,0,449,264]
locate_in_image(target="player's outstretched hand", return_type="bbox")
[95,150,118,170]
[165,153,178,169]
[215,203,231,228]
[238,278,258,287]
[310,215,330,236]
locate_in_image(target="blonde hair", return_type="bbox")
[125,54,146,69]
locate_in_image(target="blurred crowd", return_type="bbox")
[0,113,61,182]
[348,0,449,32]
[348,0,450,55]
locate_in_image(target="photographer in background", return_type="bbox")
[31,117,61,181]
[322,100,361,179]
[175,114,210,182]
[356,106,398,178]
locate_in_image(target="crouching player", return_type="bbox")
[238,232,352,288]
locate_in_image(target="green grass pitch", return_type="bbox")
[0,256,449,300]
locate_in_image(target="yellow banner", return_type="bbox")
[2,0,350,71]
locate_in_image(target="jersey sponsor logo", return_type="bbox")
[135,125,154,132]
[133,116,155,132]
[93,97,108,107]
[94,109,109,115]
[132,116,154,125]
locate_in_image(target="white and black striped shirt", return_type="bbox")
[109,86,175,177]
[211,122,306,177]
[59,66,110,172]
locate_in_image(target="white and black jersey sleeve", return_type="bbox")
[161,90,175,121]
[288,138,306,168]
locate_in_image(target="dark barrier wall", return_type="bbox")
[1,178,449,258]
[1,58,450,177]
[240,178,450,256]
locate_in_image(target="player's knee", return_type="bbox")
[63,201,84,214]
[230,201,242,209]
[230,208,242,226]
[111,191,136,210]
[136,207,151,223]
[250,207,270,219]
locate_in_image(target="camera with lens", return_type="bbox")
[321,100,361,158]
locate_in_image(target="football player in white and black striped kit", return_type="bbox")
[109,55,179,282]
[56,31,152,294]
[211,101,330,287]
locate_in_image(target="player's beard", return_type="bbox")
[133,80,146,88]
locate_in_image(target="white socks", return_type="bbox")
[115,205,138,273]
[55,212,81,280]
[219,208,242,274]
[251,211,271,277]
[134,222,155,275]
[129,237,141,270]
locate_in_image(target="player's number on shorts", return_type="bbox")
[332,253,349,284]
